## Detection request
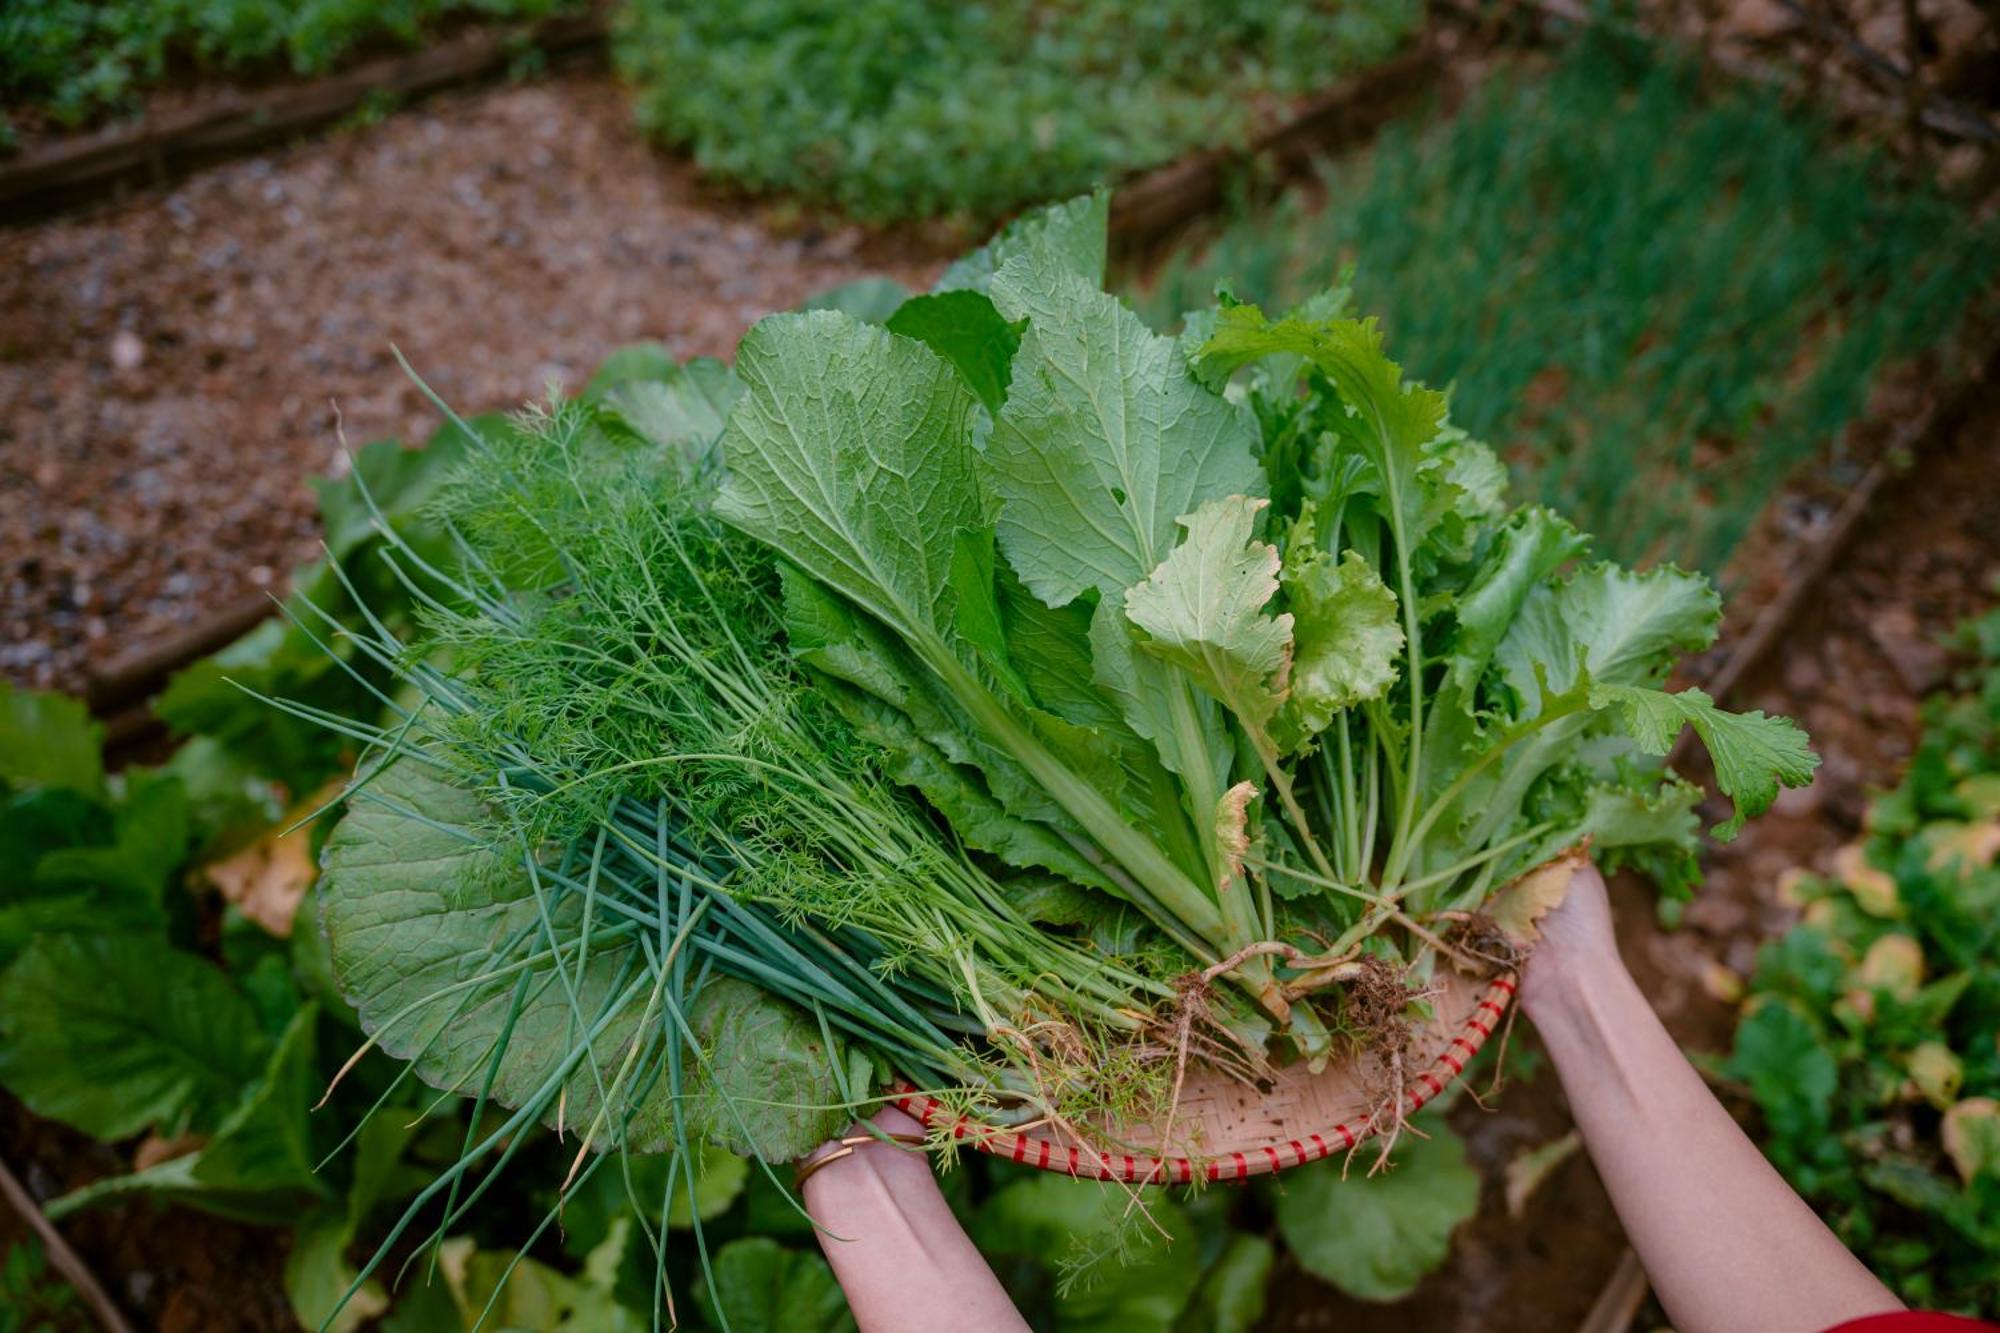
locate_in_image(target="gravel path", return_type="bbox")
[0,70,948,692]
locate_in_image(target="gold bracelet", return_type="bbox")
[793,1130,929,1189]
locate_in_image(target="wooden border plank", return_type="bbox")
[0,12,607,216]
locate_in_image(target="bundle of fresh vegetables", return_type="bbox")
[307,194,1815,1318]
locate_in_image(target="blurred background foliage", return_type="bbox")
[0,0,576,132]
[1132,37,2000,574]
[614,0,1419,223]
[3,1,1999,1326]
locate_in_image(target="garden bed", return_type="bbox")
[4,19,1999,1333]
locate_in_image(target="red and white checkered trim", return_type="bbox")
[889,973,1517,1183]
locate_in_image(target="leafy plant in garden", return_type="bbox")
[0,681,431,1328]
[1729,604,2000,1315]
[0,1238,90,1333]
[0,0,576,135]
[1135,35,2000,573]
[614,0,1419,223]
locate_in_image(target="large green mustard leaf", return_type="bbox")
[320,761,858,1160]
[717,310,987,651]
[937,190,1109,296]
[986,260,1264,609]
[319,761,676,1148]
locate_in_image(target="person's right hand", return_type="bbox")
[1517,857,1619,1023]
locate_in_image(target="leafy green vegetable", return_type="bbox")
[30,767,190,900]
[1180,1232,1274,1333]
[1272,1117,1480,1302]
[432,1229,645,1333]
[971,1175,1204,1332]
[685,979,855,1162]
[283,1117,418,1333]
[318,759,689,1152]
[276,204,1818,1328]
[717,202,1813,1066]
[692,1238,854,1333]
[0,681,103,796]
[1731,606,2000,1314]
[48,1005,330,1223]
[0,933,270,1140]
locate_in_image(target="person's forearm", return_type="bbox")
[1529,953,1901,1333]
[801,1114,1029,1333]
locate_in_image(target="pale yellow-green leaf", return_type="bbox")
[1124,495,1291,730]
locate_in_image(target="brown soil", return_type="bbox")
[4,38,1998,1333]
[2,1095,298,1332]
[1262,361,2000,1331]
[0,68,950,695]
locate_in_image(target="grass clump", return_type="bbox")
[1134,36,2000,574]
[613,0,1421,223]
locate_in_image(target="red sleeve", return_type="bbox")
[1823,1316,1999,1333]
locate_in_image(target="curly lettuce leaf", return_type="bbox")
[1448,507,1589,701]
[1125,495,1292,733]
[1281,536,1403,739]
[1592,683,1821,838]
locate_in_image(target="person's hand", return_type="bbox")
[801,1103,1030,1333]
[1514,855,1904,1332]
[1517,857,1622,1023]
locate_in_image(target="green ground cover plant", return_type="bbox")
[613,0,1420,223]
[1728,601,2000,1316]
[0,0,574,135]
[1134,37,2000,575]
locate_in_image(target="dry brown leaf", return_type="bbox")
[202,779,345,936]
[134,1131,205,1171]
[1924,819,2000,873]
[1214,780,1257,895]
[1486,844,1588,947]
[1832,842,1901,917]
[1699,960,1745,1005]
[1942,1097,2000,1184]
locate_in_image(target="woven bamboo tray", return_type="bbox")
[891,968,1517,1184]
